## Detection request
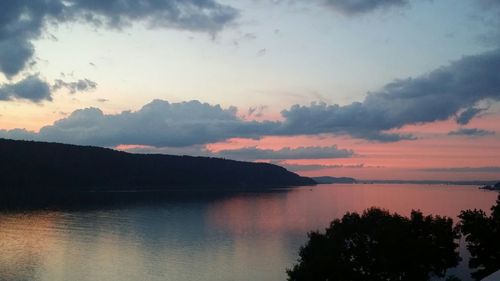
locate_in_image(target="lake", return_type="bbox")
[0,184,497,281]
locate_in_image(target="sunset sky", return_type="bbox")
[1,0,500,180]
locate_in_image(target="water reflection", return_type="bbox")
[0,184,497,281]
[208,184,495,234]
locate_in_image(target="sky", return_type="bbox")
[0,0,500,181]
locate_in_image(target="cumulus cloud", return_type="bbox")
[53,78,97,94]
[278,49,500,141]
[0,99,279,147]
[0,0,238,77]
[448,128,495,137]
[213,146,354,160]
[322,0,408,15]
[0,75,51,102]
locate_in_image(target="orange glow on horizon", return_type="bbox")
[204,114,500,180]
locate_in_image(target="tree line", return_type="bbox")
[288,194,500,281]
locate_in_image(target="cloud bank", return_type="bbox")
[278,49,500,141]
[0,100,279,147]
[1,48,499,145]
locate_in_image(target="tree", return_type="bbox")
[458,194,500,280]
[287,208,460,281]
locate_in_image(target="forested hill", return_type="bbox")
[0,138,314,191]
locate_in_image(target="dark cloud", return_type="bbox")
[213,146,354,160]
[53,78,97,94]
[455,107,486,125]
[278,49,500,141]
[0,1,65,77]
[448,128,495,137]
[322,0,408,15]
[421,166,500,173]
[64,0,238,31]
[0,38,36,77]
[0,0,238,77]
[0,75,97,103]
[278,102,414,142]
[0,75,51,102]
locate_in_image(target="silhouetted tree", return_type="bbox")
[287,208,460,281]
[458,194,500,280]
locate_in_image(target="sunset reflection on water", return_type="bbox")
[207,184,496,235]
[0,184,497,281]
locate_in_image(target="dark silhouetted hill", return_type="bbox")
[312,176,357,184]
[0,138,314,193]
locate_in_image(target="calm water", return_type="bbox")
[0,184,498,281]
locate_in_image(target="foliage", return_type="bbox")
[458,194,500,280]
[287,208,460,281]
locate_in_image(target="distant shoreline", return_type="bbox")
[354,180,499,186]
[312,176,499,186]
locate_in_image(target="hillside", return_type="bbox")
[0,139,314,192]
[312,176,357,184]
